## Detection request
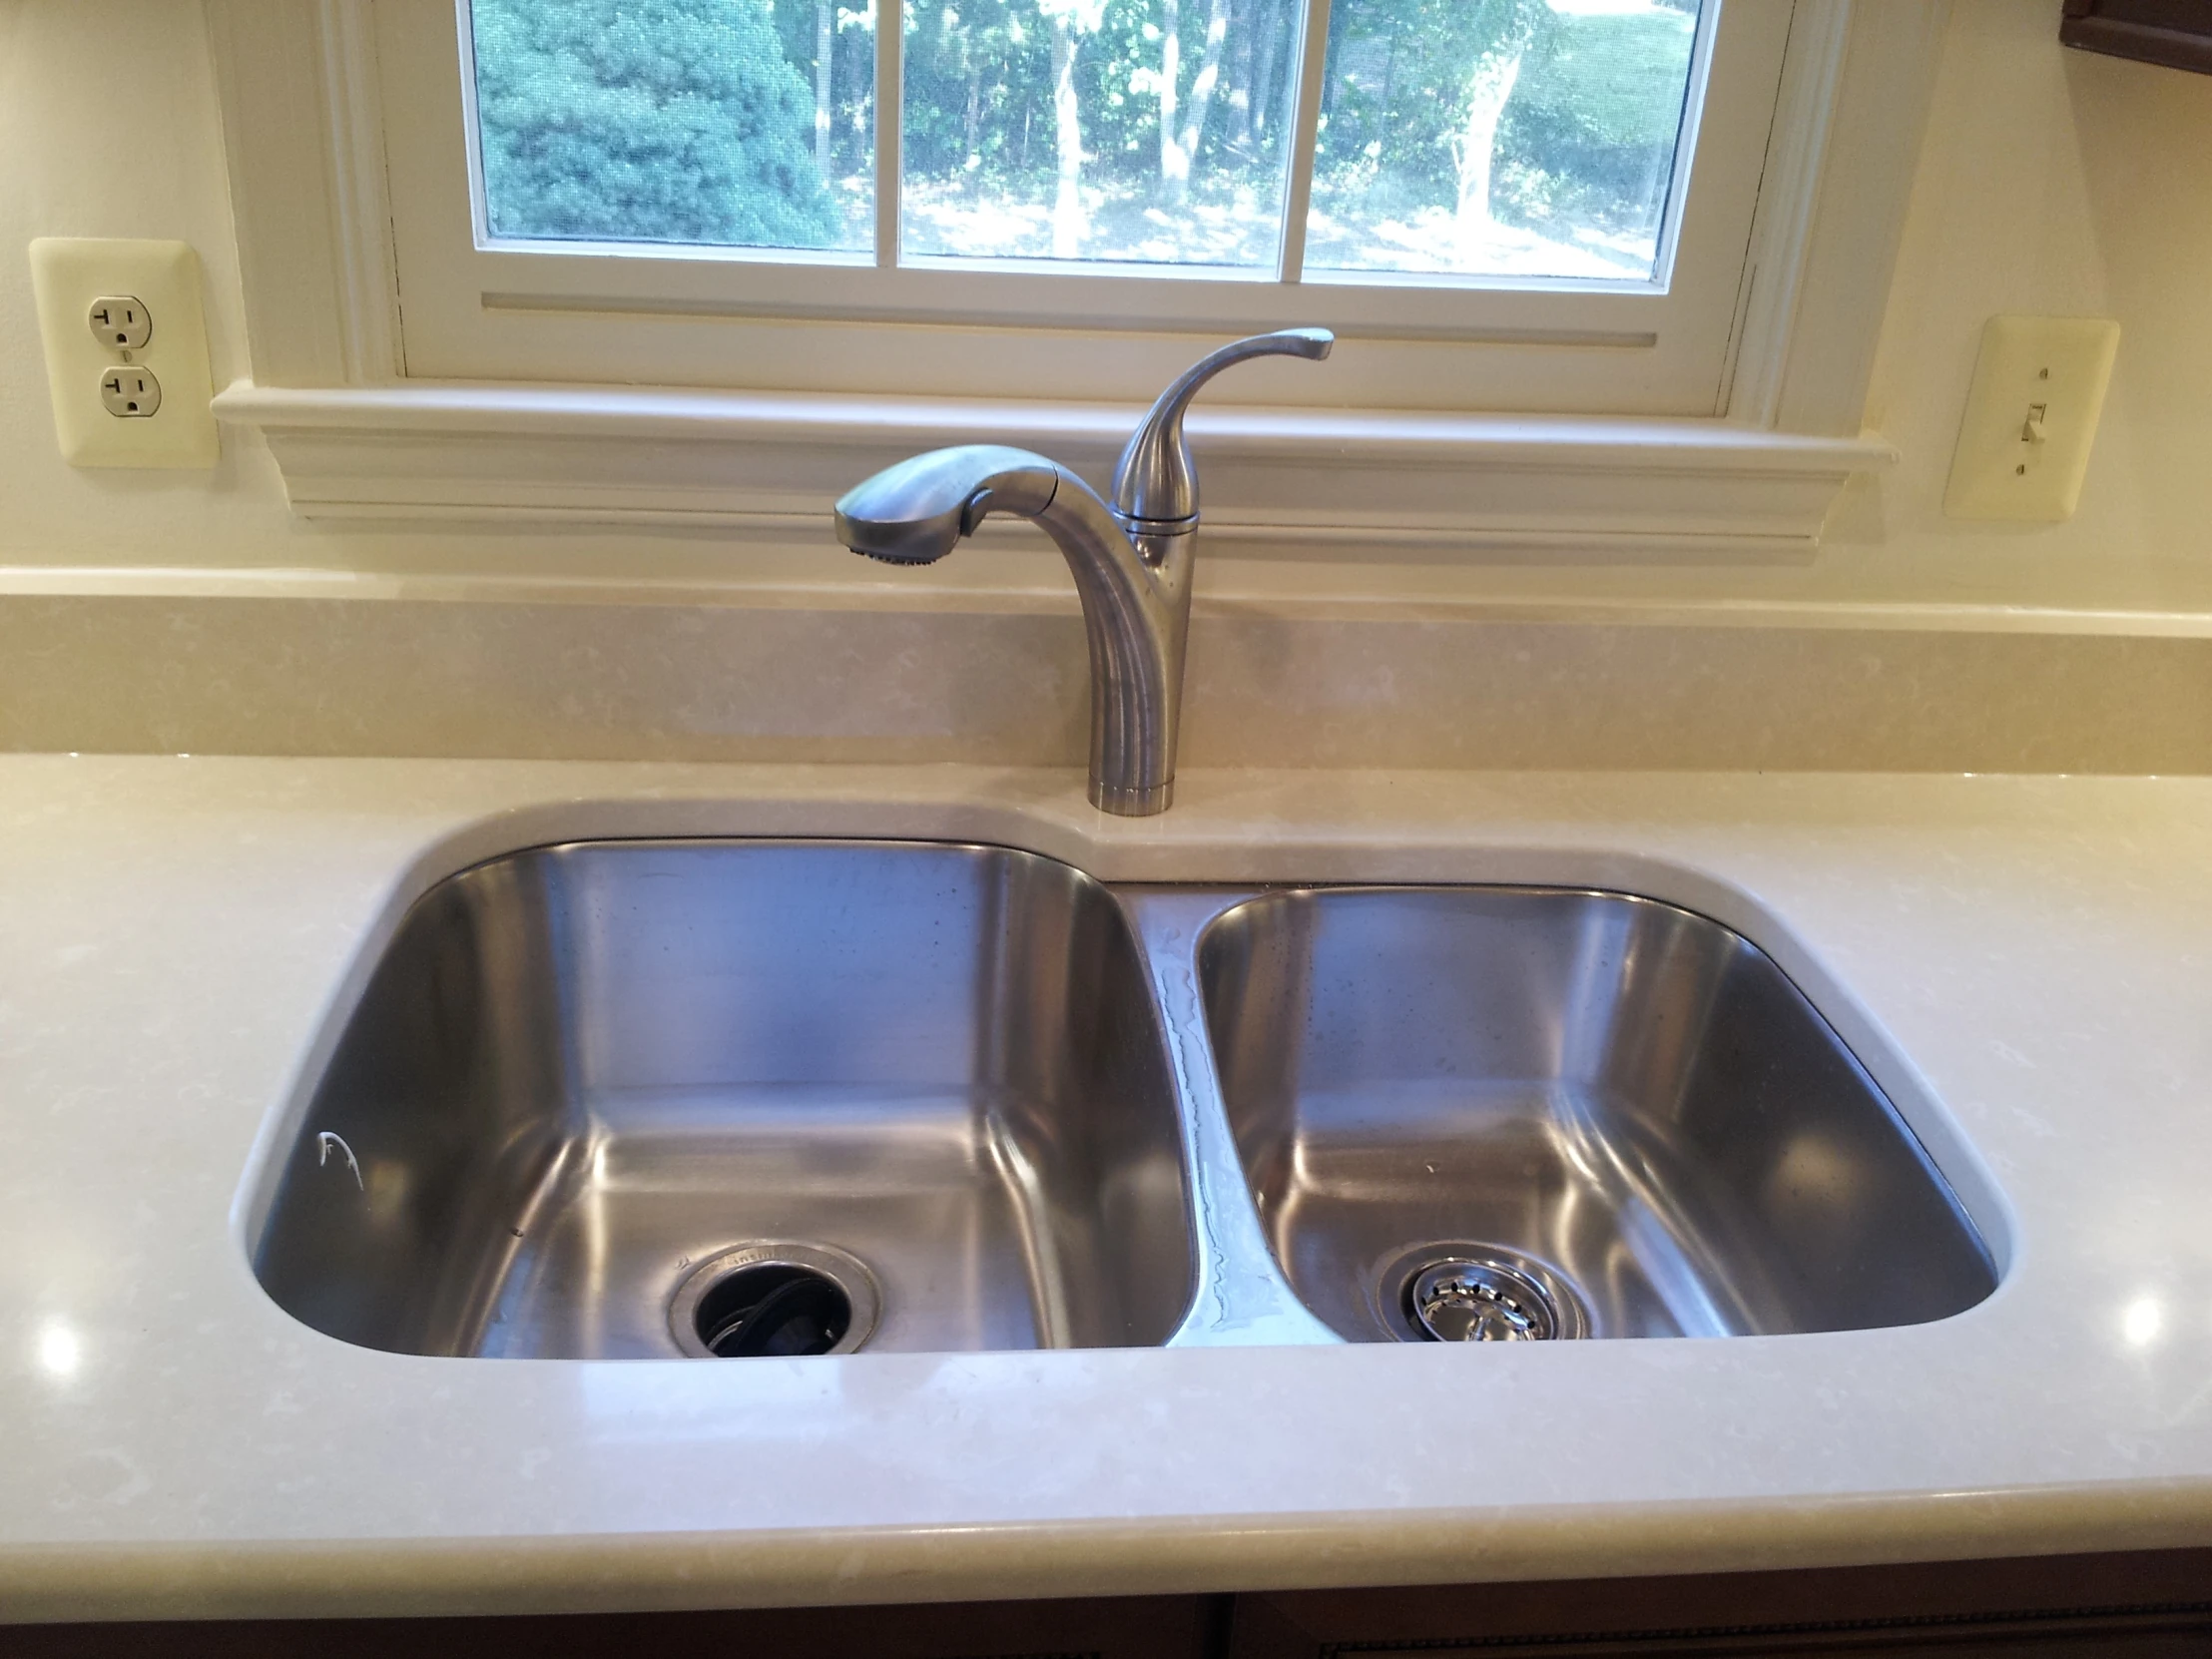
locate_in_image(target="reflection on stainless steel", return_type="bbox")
[831,328,1333,817]
[252,852,2000,1360]
[255,841,1195,1359]
[1196,887,1998,1342]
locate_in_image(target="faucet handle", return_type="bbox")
[1111,327,1334,528]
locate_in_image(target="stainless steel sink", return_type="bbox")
[253,845,1997,1360]
[1195,887,1997,1343]
[255,841,1195,1358]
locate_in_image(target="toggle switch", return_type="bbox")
[1943,315,2119,522]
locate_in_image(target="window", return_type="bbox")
[465,0,1704,284]
[372,0,1793,411]
[209,0,1939,557]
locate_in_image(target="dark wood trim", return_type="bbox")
[0,1592,1228,1659]
[2061,0,2212,75]
[7,1553,2212,1658]
[1229,1548,2212,1657]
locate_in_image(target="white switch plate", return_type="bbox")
[28,238,219,469]
[1942,314,2118,522]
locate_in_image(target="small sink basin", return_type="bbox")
[256,841,1195,1358]
[1198,887,1996,1343]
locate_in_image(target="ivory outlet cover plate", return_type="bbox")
[28,238,219,469]
[1943,314,2118,522]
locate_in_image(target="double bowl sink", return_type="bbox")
[253,840,1997,1361]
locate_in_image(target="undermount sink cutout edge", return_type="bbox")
[239,828,2009,1362]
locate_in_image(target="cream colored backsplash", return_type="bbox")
[7,591,2208,773]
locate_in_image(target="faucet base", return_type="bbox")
[1091,779,1174,817]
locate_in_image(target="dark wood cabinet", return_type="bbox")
[2062,0,2212,76]
[4,1551,2208,1657]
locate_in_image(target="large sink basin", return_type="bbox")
[1197,887,1997,1343]
[255,841,1195,1358]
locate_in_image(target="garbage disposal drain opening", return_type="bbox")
[669,1243,882,1359]
[695,1264,849,1358]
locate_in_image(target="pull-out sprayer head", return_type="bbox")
[833,444,1064,565]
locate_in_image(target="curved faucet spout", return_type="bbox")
[831,331,1332,816]
[835,443,1187,816]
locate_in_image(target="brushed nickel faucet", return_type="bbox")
[833,328,1334,816]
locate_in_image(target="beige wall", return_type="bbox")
[1844,0,2212,611]
[0,0,269,569]
[1,0,2208,613]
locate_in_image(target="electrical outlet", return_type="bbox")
[98,365,162,418]
[88,294,152,350]
[1943,315,2119,522]
[28,238,218,468]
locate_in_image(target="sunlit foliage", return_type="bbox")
[473,0,842,247]
[471,0,1701,275]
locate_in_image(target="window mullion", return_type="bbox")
[1275,0,1334,286]
[875,0,902,269]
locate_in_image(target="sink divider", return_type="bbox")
[1118,888,1345,1350]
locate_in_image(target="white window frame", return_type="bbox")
[205,0,1947,564]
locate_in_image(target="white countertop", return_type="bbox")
[4,755,2212,1621]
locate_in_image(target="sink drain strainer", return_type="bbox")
[1374,1244,1589,1343]
[670,1243,880,1359]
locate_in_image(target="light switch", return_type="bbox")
[1943,315,2118,522]
[28,238,218,469]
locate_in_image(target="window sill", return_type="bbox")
[212,378,1896,563]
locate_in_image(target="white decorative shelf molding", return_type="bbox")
[214,380,1896,563]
